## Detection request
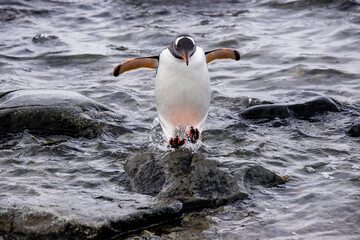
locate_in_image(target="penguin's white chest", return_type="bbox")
[155,46,211,139]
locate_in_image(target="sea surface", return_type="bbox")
[1,0,360,239]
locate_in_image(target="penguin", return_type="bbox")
[113,34,240,148]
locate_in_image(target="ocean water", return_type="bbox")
[1,0,360,239]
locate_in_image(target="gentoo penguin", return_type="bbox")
[113,34,240,148]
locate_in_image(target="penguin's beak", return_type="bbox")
[180,51,190,66]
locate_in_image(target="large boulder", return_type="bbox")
[0,90,124,138]
[125,151,287,211]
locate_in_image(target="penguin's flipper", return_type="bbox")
[205,48,240,64]
[113,56,159,77]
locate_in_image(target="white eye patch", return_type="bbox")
[175,36,195,46]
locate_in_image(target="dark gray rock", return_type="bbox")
[348,122,360,137]
[240,95,341,120]
[125,153,166,196]
[244,165,287,187]
[125,151,286,211]
[0,90,124,138]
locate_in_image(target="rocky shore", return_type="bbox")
[1,90,358,239]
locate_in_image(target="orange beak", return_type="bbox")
[180,52,190,66]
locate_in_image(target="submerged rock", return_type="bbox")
[348,122,360,137]
[125,151,286,211]
[244,165,288,187]
[0,90,122,138]
[240,95,341,120]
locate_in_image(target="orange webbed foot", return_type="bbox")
[169,135,186,148]
[168,127,200,148]
[188,127,200,143]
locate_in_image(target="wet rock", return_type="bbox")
[125,151,286,211]
[0,90,122,138]
[125,153,166,196]
[125,151,246,210]
[271,119,289,127]
[348,122,360,137]
[32,34,60,44]
[240,95,341,120]
[244,165,287,187]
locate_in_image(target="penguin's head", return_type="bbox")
[169,34,196,66]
